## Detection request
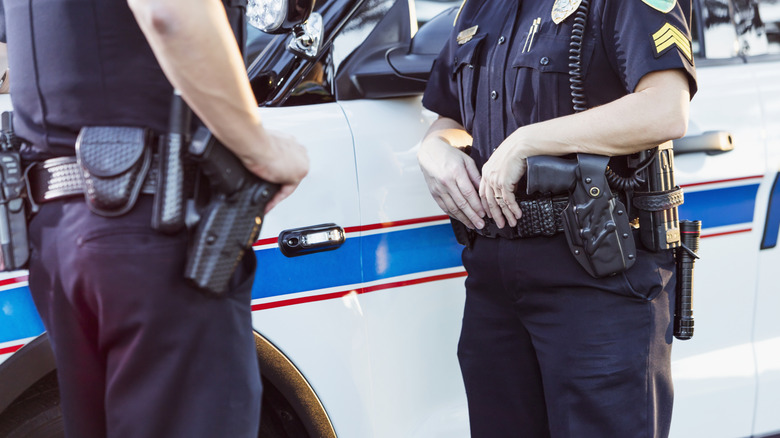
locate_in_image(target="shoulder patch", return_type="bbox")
[641,0,676,13]
[651,22,693,64]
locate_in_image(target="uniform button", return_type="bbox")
[498,36,506,44]
[540,57,550,66]
[490,90,498,100]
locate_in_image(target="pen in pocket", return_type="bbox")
[522,17,541,53]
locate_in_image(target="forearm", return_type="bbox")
[504,69,690,159]
[422,116,473,150]
[128,0,269,164]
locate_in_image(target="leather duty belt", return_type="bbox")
[27,156,158,205]
[472,195,568,239]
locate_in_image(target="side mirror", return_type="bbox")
[247,0,315,34]
[383,5,454,81]
[335,4,456,100]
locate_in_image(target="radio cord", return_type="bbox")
[568,0,649,191]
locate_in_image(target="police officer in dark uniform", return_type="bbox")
[418,0,696,436]
[0,0,308,436]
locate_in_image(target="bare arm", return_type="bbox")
[127,0,308,210]
[481,69,691,227]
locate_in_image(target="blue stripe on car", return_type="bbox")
[252,223,462,299]
[0,183,763,346]
[679,184,759,228]
[0,286,45,344]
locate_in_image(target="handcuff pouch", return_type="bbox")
[76,126,152,217]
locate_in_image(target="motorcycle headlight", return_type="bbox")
[247,0,315,34]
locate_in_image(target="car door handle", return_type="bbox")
[278,223,346,257]
[674,131,734,155]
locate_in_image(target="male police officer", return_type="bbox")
[419,0,696,436]
[1,0,308,436]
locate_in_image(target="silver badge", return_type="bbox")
[457,25,479,45]
[552,0,582,24]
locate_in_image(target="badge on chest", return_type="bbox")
[551,0,582,24]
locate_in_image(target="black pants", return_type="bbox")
[27,197,262,438]
[458,232,676,438]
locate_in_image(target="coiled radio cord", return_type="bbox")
[568,0,649,191]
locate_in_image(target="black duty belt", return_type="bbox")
[472,195,568,239]
[28,156,158,205]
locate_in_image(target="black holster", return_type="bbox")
[527,154,636,278]
[561,154,636,277]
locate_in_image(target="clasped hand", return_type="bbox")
[479,140,526,229]
[418,136,526,230]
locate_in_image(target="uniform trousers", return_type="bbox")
[458,231,676,438]
[27,196,262,438]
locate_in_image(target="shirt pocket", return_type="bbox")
[509,33,593,124]
[451,33,486,132]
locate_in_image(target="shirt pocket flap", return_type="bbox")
[511,34,571,73]
[451,33,487,77]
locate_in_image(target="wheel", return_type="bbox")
[0,372,63,438]
[0,373,309,438]
[258,377,310,438]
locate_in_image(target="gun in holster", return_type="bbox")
[184,127,279,295]
[527,147,700,339]
[0,112,30,271]
[526,153,636,278]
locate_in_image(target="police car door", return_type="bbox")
[333,1,469,436]
[738,1,780,437]
[671,1,780,437]
[242,21,371,435]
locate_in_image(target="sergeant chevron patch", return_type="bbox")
[652,23,693,64]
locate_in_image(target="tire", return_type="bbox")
[258,377,310,438]
[0,372,64,438]
[0,373,308,438]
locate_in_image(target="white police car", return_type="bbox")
[1,0,779,437]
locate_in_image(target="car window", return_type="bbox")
[756,0,780,53]
[699,0,741,58]
[729,0,780,55]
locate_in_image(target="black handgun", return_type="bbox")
[185,127,279,295]
[0,112,29,271]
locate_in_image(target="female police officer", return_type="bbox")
[418,0,696,436]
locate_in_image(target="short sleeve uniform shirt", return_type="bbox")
[423,0,697,172]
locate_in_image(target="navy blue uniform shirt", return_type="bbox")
[1,0,246,162]
[423,0,697,172]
